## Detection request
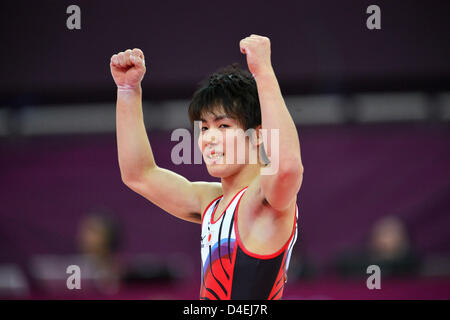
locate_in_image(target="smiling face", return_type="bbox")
[198,106,259,178]
[188,64,263,177]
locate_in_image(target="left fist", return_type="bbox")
[240,34,273,77]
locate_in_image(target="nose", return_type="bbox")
[203,128,221,145]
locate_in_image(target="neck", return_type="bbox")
[220,164,260,198]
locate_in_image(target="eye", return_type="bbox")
[219,124,230,128]
[201,126,208,131]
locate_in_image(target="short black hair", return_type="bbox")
[188,63,261,130]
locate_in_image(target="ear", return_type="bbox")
[250,125,264,147]
[251,126,271,166]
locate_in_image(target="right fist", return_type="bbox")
[110,48,146,89]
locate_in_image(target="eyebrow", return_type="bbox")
[200,114,234,122]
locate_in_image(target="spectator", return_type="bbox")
[77,208,122,293]
[334,215,421,278]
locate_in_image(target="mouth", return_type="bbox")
[205,150,225,163]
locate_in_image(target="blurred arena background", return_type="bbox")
[0,0,449,299]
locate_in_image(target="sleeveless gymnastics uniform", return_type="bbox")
[200,186,298,300]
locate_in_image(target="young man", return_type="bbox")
[110,34,304,300]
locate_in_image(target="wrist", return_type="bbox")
[253,66,276,81]
[117,84,142,95]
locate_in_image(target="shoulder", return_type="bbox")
[193,181,223,216]
[242,175,297,219]
[236,176,298,256]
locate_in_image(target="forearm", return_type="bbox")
[240,34,304,209]
[116,86,156,182]
[255,71,302,167]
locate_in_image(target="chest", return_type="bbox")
[212,200,231,222]
[201,198,237,265]
[201,192,272,249]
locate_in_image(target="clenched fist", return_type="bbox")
[110,48,146,90]
[239,34,273,78]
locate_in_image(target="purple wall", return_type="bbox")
[1,123,449,278]
[1,0,450,102]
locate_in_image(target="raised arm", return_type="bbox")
[239,35,304,211]
[110,49,220,224]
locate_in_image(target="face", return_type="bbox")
[370,217,408,255]
[197,107,259,178]
[78,216,108,255]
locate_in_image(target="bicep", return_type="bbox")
[260,163,303,211]
[125,166,217,224]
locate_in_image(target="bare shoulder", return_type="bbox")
[237,176,297,255]
[244,175,297,217]
[193,181,223,217]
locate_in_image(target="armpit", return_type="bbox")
[188,212,202,222]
